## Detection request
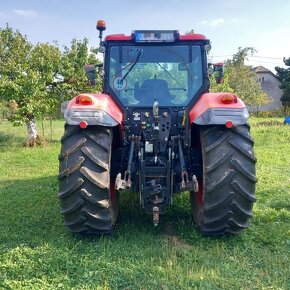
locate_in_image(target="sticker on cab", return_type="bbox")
[113,77,127,91]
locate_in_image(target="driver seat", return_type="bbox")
[135,79,172,104]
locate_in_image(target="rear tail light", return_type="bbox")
[76,95,93,105]
[79,121,88,129]
[225,120,234,128]
[220,94,237,104]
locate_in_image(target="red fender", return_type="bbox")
[65,93,124,127]
[189,93,249,125]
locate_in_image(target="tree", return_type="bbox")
[0,25,63,144]
[210,47,268,113]
[0,25,101,145]
[210,71,234,93]
[57,38,101,101]
[275,57,290,107]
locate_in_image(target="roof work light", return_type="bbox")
[133,30,178,42]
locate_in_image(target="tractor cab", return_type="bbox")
[106,39,204,107]
[98,25,211,109]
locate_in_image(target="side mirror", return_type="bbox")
[84,64,97,85]
[208,62,224,84]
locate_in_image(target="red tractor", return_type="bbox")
[58,20,256,236]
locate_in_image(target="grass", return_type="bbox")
[0,118,289,289]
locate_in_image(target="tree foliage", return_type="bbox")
[0,25,101,126]
[275,57,290,106]
[210,47,268,112]
[210,72,234,93]
[59,38,101,100]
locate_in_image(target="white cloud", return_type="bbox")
[13,9,38,17]
[209,18,225,26]
[199,18,225,27]
[199,20,208,25]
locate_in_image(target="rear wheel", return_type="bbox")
[58,124,118,234]
[191,124,257,235]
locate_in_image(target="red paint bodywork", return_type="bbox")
[67,93,124,125]
[105,33,207,41]
[179,34,206,40]
[105,34,133,41]
[189,93,246,124]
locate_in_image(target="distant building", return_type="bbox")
[253,66,283,111]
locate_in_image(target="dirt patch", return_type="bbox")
[164,223,192,250]
[24,135,46,147]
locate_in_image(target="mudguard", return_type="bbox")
[189,93,249,125]
[64,93,123,127]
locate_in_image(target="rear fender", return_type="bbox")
[189,93,249,125]
[64,93,123,127]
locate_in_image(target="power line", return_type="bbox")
[210,55,232,58]
[249,55,283,60]
[210,59,283,66]
[246,60,283,65]
[211,54,285,60]
[210,55,285,66]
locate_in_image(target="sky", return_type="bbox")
[0,0,290,72]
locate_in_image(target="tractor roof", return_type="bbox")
[105,31,207,42]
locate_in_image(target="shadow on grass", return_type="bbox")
[0,132,26,147]
[0,176,236,251]
[1,175,272,251]
[0,176,198,247]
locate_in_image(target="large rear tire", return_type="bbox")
[191,124,257,235]
[58,124,118,234]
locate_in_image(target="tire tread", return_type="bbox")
[58,124,117,234]
[192,125,256,235]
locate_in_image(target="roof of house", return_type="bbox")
[253,66,272,73]
[253,65,277,78]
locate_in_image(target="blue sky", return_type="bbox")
[1,0,289,72]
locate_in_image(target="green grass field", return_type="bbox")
[0,118,289,289]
